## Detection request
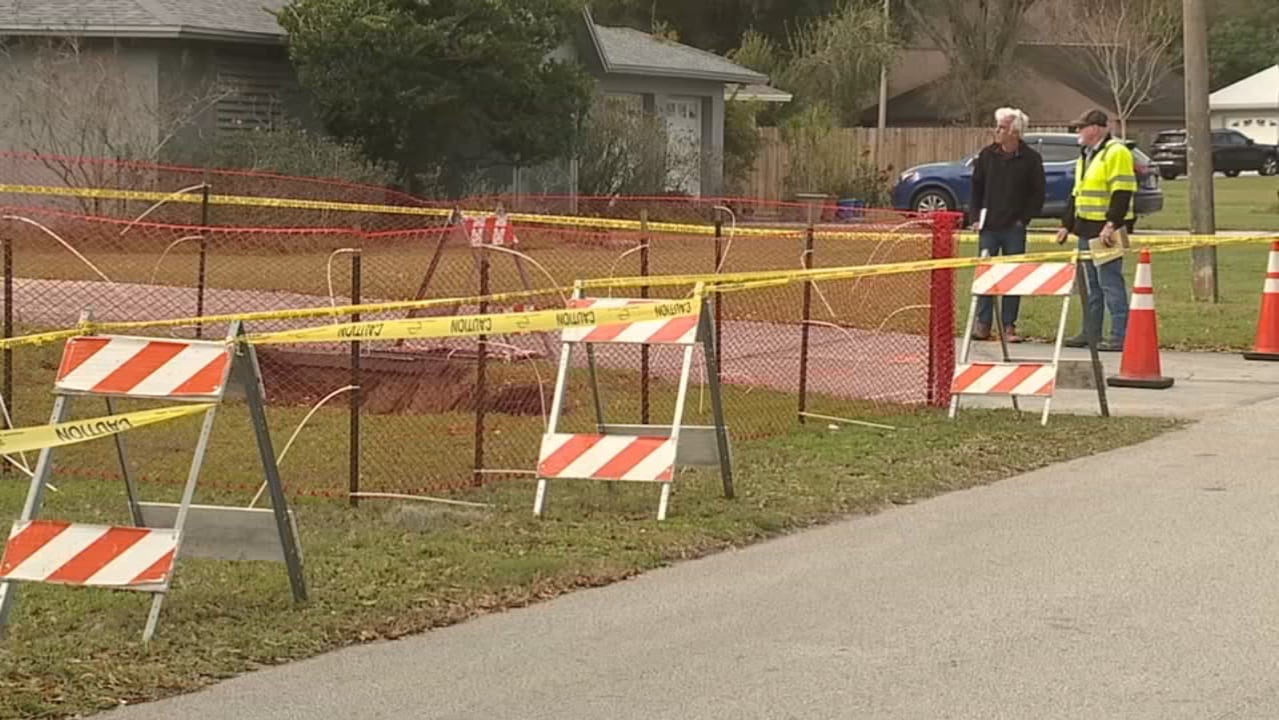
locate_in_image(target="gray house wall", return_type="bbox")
[2,17,739,196]
[592,74,726,195]
[157,40,314,165]
[0,38,161,177]
[0,36,312,175]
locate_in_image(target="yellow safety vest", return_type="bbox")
[1073,138,1138,222]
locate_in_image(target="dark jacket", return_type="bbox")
[970,140,1046,230]
[1061,134,1135,236]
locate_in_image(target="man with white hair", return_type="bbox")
[969,107,1045,342]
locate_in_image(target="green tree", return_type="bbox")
[591,0,839,54]
[1206,2,1279,89]
[276,0,593,195]
[900,0,1042,125]
[726,2,897,127]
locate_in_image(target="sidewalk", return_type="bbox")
[103,390,1279,720]
[959,342,1279,419]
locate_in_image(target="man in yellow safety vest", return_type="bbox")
[1056,109,1137,352]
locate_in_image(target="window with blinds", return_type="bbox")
[213,49,293,132]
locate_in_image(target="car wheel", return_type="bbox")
[1262,156,1279,176]
[1160,170,1178,181]
[1224,169,1241,177]
[911,189,953,213]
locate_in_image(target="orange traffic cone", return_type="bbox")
[1244,241,1279,362]
[1107,248,1174,389]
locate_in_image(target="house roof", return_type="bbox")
[0,0,288,42]
[1,3,770,87]
[585,17,767,85]
[1210,65,1279,111]
[862,42,1185,124]
[1017,43,1185,120]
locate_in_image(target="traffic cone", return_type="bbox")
[1244,241,1279,361]
[1107,249,1174,389]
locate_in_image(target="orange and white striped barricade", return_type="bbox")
[949,254,1098,426]
[533,283,733,520]
[398,205,553,359]
[0,318,306,642]
[463,211,518,248]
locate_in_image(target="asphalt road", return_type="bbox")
[104,395,1279,720]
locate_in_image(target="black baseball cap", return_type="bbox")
[1068,109,1110,132]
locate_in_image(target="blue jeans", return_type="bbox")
[1076,234,1128,341]
[976,224,1027,327]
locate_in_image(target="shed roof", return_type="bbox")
[585,18,767,85]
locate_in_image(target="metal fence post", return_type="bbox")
[195,177,210,339]
[713,219,724,383]
[349,250,362,507]
[640,210,650,425]
[797,221,815,424]
[927,212,958,407]
[2,234,11,461]
[472,245,490,487]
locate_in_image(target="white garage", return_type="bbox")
[1210,65,1279,145]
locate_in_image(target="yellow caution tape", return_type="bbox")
[584,234,1278,290]
[246,297,702,346]
[12,182,1274,246]
[0,403,214,456]
[0,183,937,238]
[0,232,1272,352]
[0,183,453,219]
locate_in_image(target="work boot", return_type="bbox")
[1063,334,1088,348]
[971,322,991,341]
[1098,337,1124,352]
[1002,325,1023,344]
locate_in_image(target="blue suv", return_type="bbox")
[891,133,1164,230]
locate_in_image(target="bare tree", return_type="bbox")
[0,37,227,195]
[899,0,1041,125]
[1048,0,1181,138]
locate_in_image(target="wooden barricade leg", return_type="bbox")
[949,293,981,420]
[231,325,307,602]
[699,304,734,500]
[1042,294,1074,426]
[0,395,72,635]
[143,401,218,642]
[1075,258,1112,418]
[106,396,144,527]
[533,330,576,517]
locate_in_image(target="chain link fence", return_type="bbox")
[0,153,959,501]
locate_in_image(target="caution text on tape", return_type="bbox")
[0,233,1274,352]
[246,297,702,346]
[0,403,214,456]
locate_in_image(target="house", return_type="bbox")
[1210,65,1279,145]
[0,1,770,196]
[858,43,1186,142]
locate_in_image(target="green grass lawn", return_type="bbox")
[1142,175,1279,232]
[0,407,1177,719]
[1026,175,1279,232]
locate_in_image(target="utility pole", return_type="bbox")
[873,0,890,170]
[1183,0,1217,302]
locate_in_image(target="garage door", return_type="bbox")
[1222,114,1279,145]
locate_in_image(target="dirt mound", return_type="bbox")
[257,349,561,417]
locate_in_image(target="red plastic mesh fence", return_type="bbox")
[0,158,958,500]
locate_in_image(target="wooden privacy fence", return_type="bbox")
[743,126,1068,202]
